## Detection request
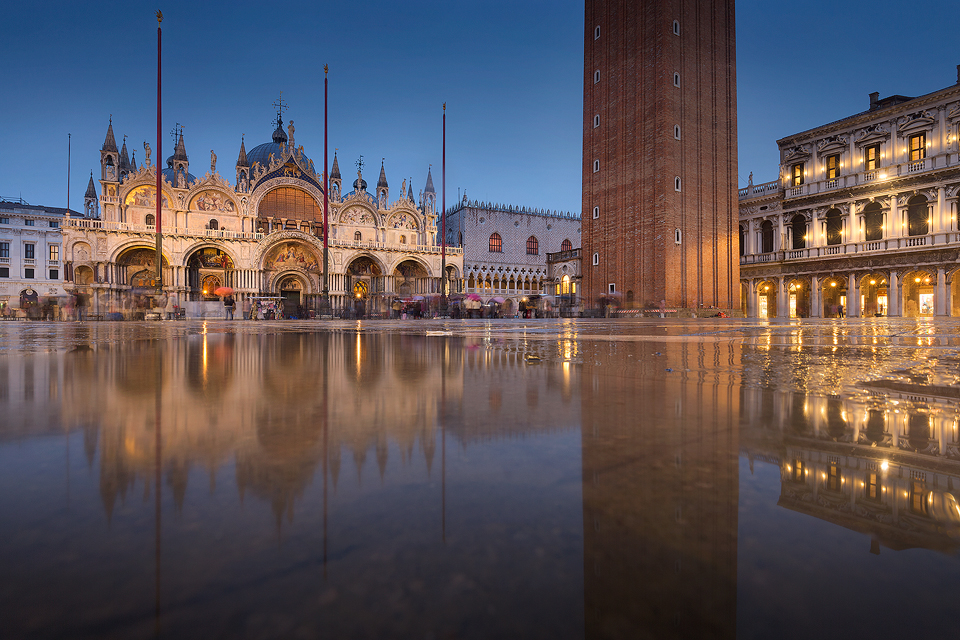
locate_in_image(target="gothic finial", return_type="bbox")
[156,10,163,23]
[324,64,328,75]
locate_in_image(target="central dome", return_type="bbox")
[246,125,309,170]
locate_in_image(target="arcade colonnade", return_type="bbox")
[743,264,960,318]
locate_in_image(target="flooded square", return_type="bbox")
[2,318,960,639]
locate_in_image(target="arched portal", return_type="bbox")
[902,270,935,317]
[278,274,306,318]
[117,247,169,291]
[821,275,847,318]
[393,259,427,296]
[186,247,235,301]
[756,280,777,318]
[786,278,810,318]
[859,273,888,317]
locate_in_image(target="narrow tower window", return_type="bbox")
[675,229,682,245]
[593,206,599,219]
[674,125,681,140]
[675,176,682,192]
[594,25,600,40]
[592,252,599,266]
[593,160,600,173]
[594,70,600,84]
[594,115,600,128]
[673,20,680,36]
[673,72,680,87]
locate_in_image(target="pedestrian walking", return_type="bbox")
[224,294,235,320]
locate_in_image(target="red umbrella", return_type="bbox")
[214,286,234,296]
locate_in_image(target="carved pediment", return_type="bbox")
[784,145,811,163]
[897,110,935,134]
[948,103,960,122]
[855,123,890,146]
[817,135,848,155]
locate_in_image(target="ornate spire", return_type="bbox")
[101,117,118,152]
[236,135,248,167]
[119,136,131,173]
[330,151,341,180]
[130,150,138,173]
[377,160,388,189]
[84,171,97,198]
[424,166,436,194]
[407,178,414,201]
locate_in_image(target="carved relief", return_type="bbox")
[191,190,236,213]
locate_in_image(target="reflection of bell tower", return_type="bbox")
[580,340,739,638]
[329,151,341,202]
[83,171,99,219]
[376,160,389,209]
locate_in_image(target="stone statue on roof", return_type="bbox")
[143,141,152,167]
[211,149,217,173]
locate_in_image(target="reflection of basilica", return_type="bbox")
[63,111,463,315]
[741,384,960,554]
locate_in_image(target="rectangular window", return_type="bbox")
[24,268,34,279]
[0,217,9,224]
[0,242,8,258]
[910,480,928,514]
[594,70,600,84]
[24,219,34,226]
[865,471,880,501]
[826,154,840,179]
[909,133,926,161]
[793,460,805,483]
[49,245,59,261]
[827,463,841,491]
[594,25,600,39]
[593,115,600,128]
[864,144,880,171]
[49,220,59,228]
[49,269,59,280]
[24,244,34,259]
[792,163,804,186]
[0,267,8,277]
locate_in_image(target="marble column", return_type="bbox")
[936,268,947,316]
[889,270,900,317]
[811,275,821,318]
[848,272,860,317]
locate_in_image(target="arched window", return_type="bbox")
[826,209,843,245]
[760,220,774,253]
[208,219,219,230]
[908,195,929,236]
[355,231,362,242]
[489,232,502,253]
[864,202,883,241]
[738,225,745,256]
[791,214,807,249]
[526,235,539,255]
[561,275,571,295]
[399,235,406,244]
[561,239,572,252]
[145,213,155,227]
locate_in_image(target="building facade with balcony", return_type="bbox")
[739,71,960,318]
[0,199,72,316]
[63,115,462,317]
[444,199,580,316]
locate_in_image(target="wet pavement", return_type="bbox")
[2,318,960,639]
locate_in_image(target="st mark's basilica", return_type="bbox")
[63,111,463,317]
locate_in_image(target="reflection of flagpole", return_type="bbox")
[322,335,329,578]
[155,11,163,294]
[439,104,448,316]
[154,340,163,637]
[441,340,446,543]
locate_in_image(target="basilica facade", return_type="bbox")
[63,115,462,317]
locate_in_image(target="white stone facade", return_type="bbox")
[446,200,580,315]
[0,200,69,315]
[739,71,960,318]
[63,117,462,317]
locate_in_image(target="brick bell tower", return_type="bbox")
[582,0,740,312]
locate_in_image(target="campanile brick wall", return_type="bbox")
[582,0,740,309]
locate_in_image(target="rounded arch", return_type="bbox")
[248,178,325,222]
[112,242,171,267]
[388,254,433,278]
[387,208,421,231]
[345,253,386,277]
[858,272,889,317]
[489,232,503,253]
[181,241,238,268]
[790,214,807,249]
[267,269,315,295]
[785,277,810,317]
[760,220,774,253]
[948,266,960,317]
[738,225,745,256]
[561,238,572,252]
[907,194,929,237]
[115,246,171,290]
[863,201,884,241]
[251,230,324,270]
[825,208,843,245]
[819,274,848,318]
[755,279,777,318]
[338,203,381,227]
[188,187,237,213]
[902,269,936,317]
[122,182,175,210]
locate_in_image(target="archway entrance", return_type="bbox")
[821,276,847,318]
[186,247,235,301]
[859,273,888,317]
[393,259,429,295]
[757,280,777,318]
[279,275,304,318]
[117,247,168,290]
[346,256,383,318]
[786,279,810,318]
[902,270,935,317]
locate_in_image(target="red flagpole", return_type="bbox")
[440,103,447,314]
[155,11,163,291]
[322,65,330,315]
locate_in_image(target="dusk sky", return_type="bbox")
[1,0,958,213]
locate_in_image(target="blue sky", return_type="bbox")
[0,0,957,212]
